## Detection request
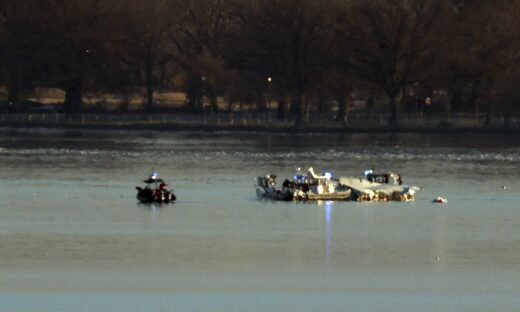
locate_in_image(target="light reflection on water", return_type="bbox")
[318,200,334,265]
[325,201,333,265]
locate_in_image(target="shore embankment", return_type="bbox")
[0,112,519,134]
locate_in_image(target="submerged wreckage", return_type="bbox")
[256,168,419,202]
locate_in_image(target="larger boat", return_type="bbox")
[256,167,351,201]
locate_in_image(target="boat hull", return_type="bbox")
[136,188,176,204]
[306,190,351,201]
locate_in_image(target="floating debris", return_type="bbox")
[433,197,447,204]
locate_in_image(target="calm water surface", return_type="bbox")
[0,129,519,311]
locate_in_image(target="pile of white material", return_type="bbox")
[339,177,419,202]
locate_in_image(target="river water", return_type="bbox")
[0,129,519,311]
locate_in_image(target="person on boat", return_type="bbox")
[159,182,167,191]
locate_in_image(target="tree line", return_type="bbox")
[1,0,519,125]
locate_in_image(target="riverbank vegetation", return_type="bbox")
[0,0,519,127]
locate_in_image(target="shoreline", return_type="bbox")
[1,120,520,135]
[1,111,519,135]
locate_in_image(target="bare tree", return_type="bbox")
[40,0,122,113]
[123,0,177,112]
[454,0,520,126]
[170,0,234,112]
[0,0,41,112]
[335,0,453,126]
[229,0,332,125]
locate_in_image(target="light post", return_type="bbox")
[265,76,273,112]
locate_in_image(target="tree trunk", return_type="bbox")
[7,80,21,113]
[255,89,267,111]
[277,94,290,121]
[64,82,83,114]
[186,73,204,111]
[388,90,402,126]
[336,94,347,124]
[388,86,405,126]
[484,89,495,127]
[188,92,201,111]
[7,63,23,113]
[317,90,326,115]
[295,94,307,127]
[485,104,492,127]
[208,89,218,114]
[145,53,154,112]
[277,100,284,120]
[366,95,375,123]
[146,79,154,112]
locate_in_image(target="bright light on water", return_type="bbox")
[324,201,333,265]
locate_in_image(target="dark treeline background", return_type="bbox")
[1,0,519,126]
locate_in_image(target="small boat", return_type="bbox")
[136,172,176,203]
[256,174,294,201]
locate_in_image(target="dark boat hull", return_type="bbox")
[136,188,176,203]
[256,187,293,201]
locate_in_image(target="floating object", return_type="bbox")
[433,197,447,204]
[502,186,508,190]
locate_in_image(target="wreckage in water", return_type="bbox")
[256,168,351,201]
[256,168,419,202]
[340,170,419,202]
